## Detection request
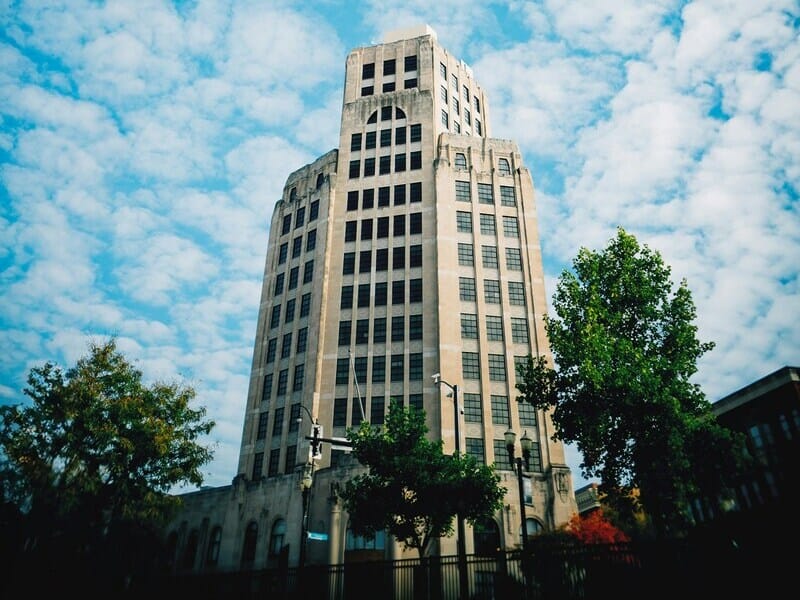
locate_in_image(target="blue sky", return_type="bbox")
[1,1,798,492]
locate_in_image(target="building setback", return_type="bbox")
[166,24,577,574]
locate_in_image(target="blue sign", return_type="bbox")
[307,532,328,541]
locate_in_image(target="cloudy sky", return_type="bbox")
[1,1,798,491]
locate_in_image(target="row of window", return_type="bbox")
[457,243,523,270]
[278,229,316,264]
[273,260,314,296]
[347,183,422,210]
[339,314,423,345]
[460,314,529,343]
[351,124,421,151]
[346,211,422,240]
[259,362,305,399]
[335,353,424,386]
[361,56,418,96]
[281,199,320,236]
[470,438,543,471]
[457,212,519,237]
[334,394,423,427]
[343,243,428,276]
[440,61,481,115]
[459,277,526,305]
[269,293,311,329]
[456,181,516,206]
[349,151,422,178]
[462,392,537,427]
[453,153,512,175]
[264,325,309,365]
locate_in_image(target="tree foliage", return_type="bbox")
[517,228,749,537]
[0,339,215,591]
[342,402,505,557]
[564,510,630,544]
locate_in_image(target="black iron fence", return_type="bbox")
[142,535,787,600]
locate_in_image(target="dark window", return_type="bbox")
[459,277,476,301]
[404,78,417,89]
[506,248,523,271]
[392,280,405,304]
[358,283,370,307]
[511,317,529,343]
[274,273,284,296]
[365,131,376,149]
[300,293,311,317]
[364,157,375,176]
[482,245,498,269]
[295,207,305,228]
[484,279,501,303]
[394,214,405,236]
[409,353,423,380]
[392,315,404,342]
[273,406,284,435]
[349,160,360,179]
[361,86,373,96]
[457,211,472,232]
[336,359,349,385]
[409,314,422,340]
[410,151,422,169]
[284,445,296,473]
[465,437,484,464]
[378,186,390,206]
[362,63,375,78]
[371,396,385,424]
[462,352,480,379]
[309,200,319,220]
[361,218,373,240]
[381,106,392,120]
[338,321,352,346]
[292,236,302,257]
[461,313,478,339]
[410,124,421,142]
[395,153,406,172]
[306,229,316,251]
[379,155,391,175]
[278,243,288,264]
[362,188,374,208]
[391,354,404,381]
[266,338,277,363]
[409,278,422,302]
[383,59,396,75]
[345,221,357,242]
[410,213,421,234]
[394,184,406,205]
[508,281,525,306]
[410,182,421,203]
[410,244,422,267]
[455,153,467,169]
[268,450,281,478]
[341,285,353,309]
[375,281,387,305]
[376,248,389,271]
[292,364,304,391]
[457,243,473,266]
[261,374,272,403]
[404,55,417,71]
[498,158,511,174]
[282,214,291,235]
[285,299,295,323]
[519,401,537,427]
[359,249,371,272]
[380,129,392,147]
[257,412,269,440]
[372,356,385,382]
[373,317,386,343]
[395,126,406,145]
[486,316,504,341]
[334,397,347,426]
[488,354,507,381]
[393,246,405,269]
[288,266,298,289]
[500,186,516,207]
[455,180,471,202]
[382,81,396,92]
[303,260,313,283]
[296,327,307,353]
[356,319,369,344]
[377,217,390,238]
[463,393,482,423]
[351,133,362,151]
[281,333,292,358]
[270,305,280,329]
[491,395,510,425]
[343,252,355,274]
[347,191,359,211]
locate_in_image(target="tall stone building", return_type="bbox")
[166,24,577,574]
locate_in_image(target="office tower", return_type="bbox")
[167,24,577,573]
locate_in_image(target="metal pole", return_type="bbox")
[453,384,469,600]
[517,457,529,599]
[299,485,310,569]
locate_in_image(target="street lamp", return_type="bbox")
[432,373,468,600]
[505,428,533,598]
[297,406,320,570]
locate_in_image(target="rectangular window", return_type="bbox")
[392,280,405,304]
[492,394,511,425]
[338,320,352,346]
[377,216,390,238]
[375,281,387,305]
[453,97,459,114]
[373,317,386,343]
[266,338,277,363]
[310,200,319,220]
[341,285,353,309]
[358,283,370,307]
[506,248,523,271]
[394,214,405,236]
[441,110,448,128]
[371,396,385,425]
[267,450,280,477]
[394,184,406,205]
[285,299,295,323]
[372,355,385,382]
[295,207,305,228]
[410,213,422,234]
[486,315,504,341]
[440,85,448,103]
[410,124,421,143]
[349,160,360,179]
[383,58,395,75]
[361,85,374,96]
[381,106,392,120]
[519,401,537,427]
[288,266,299,290]
[462,352,481,379]
[395,153,406,172]
[356,318,369,344]
[261,374,272,404]
[333,397,347,427]
[404,77,417,89]
[365,131,376,149]
[457,243,474,266]
[482,245,498,268]
[382,81,395,93]
[484,279,501,303]
[503,216,519,237]
[293,364,304,391]
[284,445,296,474]
[410,182,422,203]
[343,252,355,274]
[359,249,371,273]
[461,313,478,339]
[459,277,476,301]
[303,260,313,283]
[456,211,472,232]
[405,55,417,71]
[364,157,375,176]
[393,246,405,269]
[300,292,311,317]
[463,393,482,423]
[488,354,507,381]
[408,353,423,380]
[354,357,367,387]
[465,438,485,464]
[500,186,516,207]
[363,188,374,209]
[362,63,375,78]
[391,354,404,381]
[480,214,496,235]
[379,155,391,175]
[336,358,349,385]
[278,242,288,264]
[273,406,284,435]
[270,305,280,329]
[409,314,422,340]
[463,84,470,101]
[347,190,359,211]
[257,412,269,440]
[478,183,493,204]
[392,315,404,342]
[380,129,391,147]
[476,120,482,135]
[493,440,511,470]
[511,318,529,343]
[409,244,422,267]
[274,273,284,296]
[410,151,422,169]
[361,219,373,240]
[378,186,390,206]
[455,180,471,202]
[440,62,447,79]
[292,236,302,258]
[395,126,406,145]
[409,394,423,412]
[351,133,362,151]
[282,214,291,235]
[409,278,422,303]
[281,333,292,358]
[306,229,316,251]
[296,327,307,354]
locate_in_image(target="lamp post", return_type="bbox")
[432,373,468,600]
[297,406,320,570]
[505,428,532,598]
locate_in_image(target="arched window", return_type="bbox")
[269,519,286,557]
[289,187,298,201]
[395,107,406,120]
[498,158,511,174]
[241,521,258,567]
[182,529,199,569]
[525,518,543,538]
[316,173,325,189]
[346,528,386,550]
[473,517,501,556]
[455,153,467,169]
[367,111,378,124]
[205,526,222,566]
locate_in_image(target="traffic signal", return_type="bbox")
[311,422,323,461]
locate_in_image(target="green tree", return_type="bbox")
[342,402,505,557]
[517,228,749,538]
[0,338,215,592]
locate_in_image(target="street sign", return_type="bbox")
[307,532,328,541]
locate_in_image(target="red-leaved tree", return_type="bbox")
[565,510,630,544]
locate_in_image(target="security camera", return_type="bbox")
[432,373,441,384]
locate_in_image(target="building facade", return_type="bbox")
[165,25,577,574]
